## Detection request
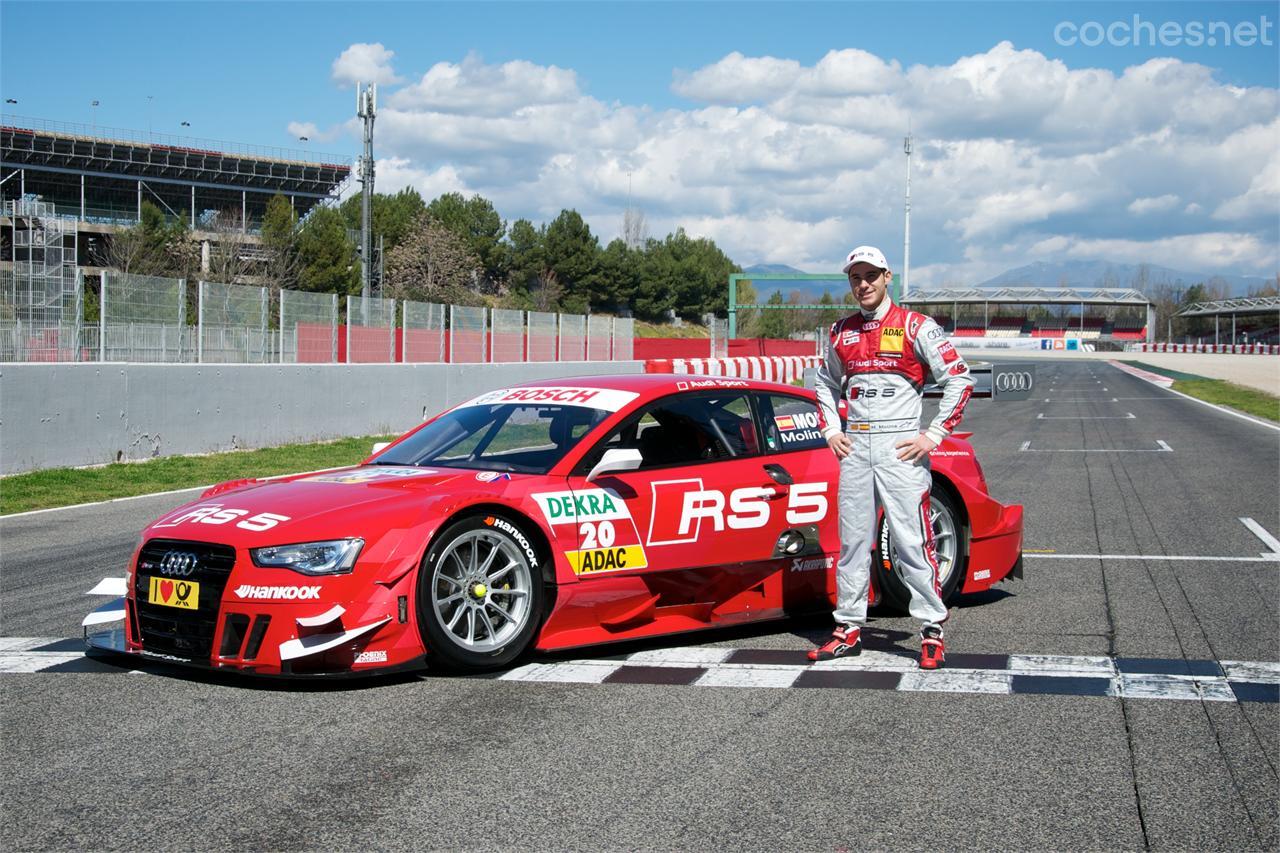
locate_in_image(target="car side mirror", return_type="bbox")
[587,448,643,482]
[371,442,391,455]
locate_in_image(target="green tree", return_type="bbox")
[544,209,600,313]
[296,207,359,294]
[425,192,507,287]
[505,218,546,302]
[339,187,428,251]
[260,194,300,291]
[599,238,641,312]
[816,290,842,328]
[755,290,789,339]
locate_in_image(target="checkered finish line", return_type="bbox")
[3,637,1275,703]
[498,646,1280,703]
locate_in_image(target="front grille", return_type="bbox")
[133,539,236,660]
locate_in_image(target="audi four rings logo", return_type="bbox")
[159,551,199,577]
[996,372,1034,392]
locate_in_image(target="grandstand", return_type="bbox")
[1177,296,1280,346]
[1,115,351,268]
[903,287,1152,344]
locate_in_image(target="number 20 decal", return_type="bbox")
[579,520,616,549]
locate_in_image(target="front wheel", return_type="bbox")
[874,485,967,612]
[416,513,545,671]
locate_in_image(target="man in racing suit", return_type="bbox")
[808,245,974,669]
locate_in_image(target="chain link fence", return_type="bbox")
[0,268,90,361]
[490,308,525,362]
[612,317,635,360]
[281,290,337,363]
[101,271,190,362]
[345,295,396,363]
[527,311,557,362]
[587,314,613,360]
[403,300,446,362]
[198,280,270,363]
[450,305,488,362]
[558,313,585,361]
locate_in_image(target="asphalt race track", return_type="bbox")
[2,359,1277,850]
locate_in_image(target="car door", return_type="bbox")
[753,390,842,609]
[562,390,800,619]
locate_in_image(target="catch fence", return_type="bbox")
[1,268,635,366]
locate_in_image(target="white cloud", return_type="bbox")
[390,53,580,117]
[1127,194,1180,214]
[331,43,402,87]
[299,44,1278,280]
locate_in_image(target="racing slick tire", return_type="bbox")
[416,513,546,671]
[874,484,968,612]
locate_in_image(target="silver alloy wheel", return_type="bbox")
[888,499,959,587]
[430,529,532,653]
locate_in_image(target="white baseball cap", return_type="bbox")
[841,245,889,274]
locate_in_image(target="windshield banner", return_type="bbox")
[458,386,639,412]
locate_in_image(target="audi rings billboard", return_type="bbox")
[991,364,1037,400]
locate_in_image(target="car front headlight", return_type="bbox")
[249,539,364,576]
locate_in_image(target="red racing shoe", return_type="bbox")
[919,625,945,670]
[807,626,862,662]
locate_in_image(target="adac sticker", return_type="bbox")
[306,467,437,484]
[533,488,649,576]
[878,326,905,354]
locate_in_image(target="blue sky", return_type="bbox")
[2,1,1277,282]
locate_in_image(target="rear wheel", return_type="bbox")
[874,485,967,612]
[416,513,544,671]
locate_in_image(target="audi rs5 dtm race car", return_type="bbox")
[84,374,1023,676]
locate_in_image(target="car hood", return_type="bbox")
[144,465,514,545]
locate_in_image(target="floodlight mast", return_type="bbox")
[357,82,377,313]
[903,130,912,300]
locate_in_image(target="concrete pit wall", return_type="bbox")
[0,361,645,475]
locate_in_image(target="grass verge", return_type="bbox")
[1171,379,1280,423]
[634,320,710,339]
[1,434,396,516]
[1121,359,1279,422]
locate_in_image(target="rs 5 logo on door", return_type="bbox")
[647,481,828,545]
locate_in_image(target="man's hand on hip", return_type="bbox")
[827,433,852,460]
[895,432,937,463]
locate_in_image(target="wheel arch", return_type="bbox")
[423,502,558,589]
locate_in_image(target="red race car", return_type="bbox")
[84,374,1023,676]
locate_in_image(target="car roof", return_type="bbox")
[504,373,810,403]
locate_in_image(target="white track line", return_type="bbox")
[1037,412,1136,420]
[1020,440,1172,453]
[1025,552,1280,563]
[1240,517,1280,557]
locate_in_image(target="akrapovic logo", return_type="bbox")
[233,585,321,600]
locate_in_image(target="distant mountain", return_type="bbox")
[979,260,1270,297]
[743,263,806,275]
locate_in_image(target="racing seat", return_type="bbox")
[549,408,597,450]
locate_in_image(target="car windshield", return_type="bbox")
[373,403,610,474]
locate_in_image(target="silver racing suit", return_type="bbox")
[814,297,975,629]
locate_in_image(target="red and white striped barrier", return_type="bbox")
[645,356,821,385]
[1133,343,1279,355]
